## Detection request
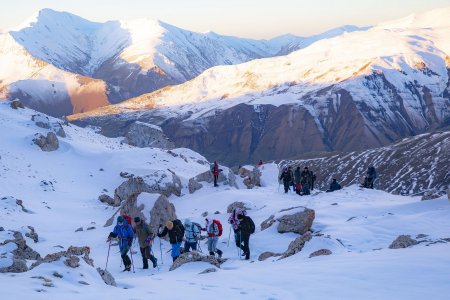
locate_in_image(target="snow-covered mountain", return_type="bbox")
[0,9,366,117]
[71,7,450,166]
[1,101,450,299]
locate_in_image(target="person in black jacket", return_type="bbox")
[157,220,184,262]
[326,178,342,192]
[294,166,301,194]
[235,214,255,260]
[366,165,377,189]
[279,168,292,193]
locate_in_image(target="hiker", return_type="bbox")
[107,216,134,271]
[204,218,223,258]
[157,220,184,262]
[301,167,312,195]
[311,172,316,190]
[211,161,220,187]
[257,160,263,166]
[326,178,341,192]
[366,165,377,189]
[279,167,292,193]
[133,217,157,269]
[235,213,255,260]
[294,166,301,195]
[183,218,201,252]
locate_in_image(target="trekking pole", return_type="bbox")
[105,239,111,270]
[227,226,232,247]
[239,231,242,259]
[129,246,135,273]
[159,237,164,265]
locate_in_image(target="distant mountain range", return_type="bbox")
[0,8,366,116]
[70,7,450,166]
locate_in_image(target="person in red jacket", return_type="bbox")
[212,161,219,187]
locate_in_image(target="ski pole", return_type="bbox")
[105,239,111,270]
[159,237,164,265]
[239,231,242,259]
[227,226,232,247]
[129,245,135,273]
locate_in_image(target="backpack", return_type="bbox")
[172,219,185,240]
[212,220,223,236]
[191,222,202,239]
[122,214,132,226]
[247,216,255,234]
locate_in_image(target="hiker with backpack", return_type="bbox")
[294,166,302,195]
[235,212,255,260]
[107,216,134,271]
[301,167,312,195]
[183,218,201,252]
[204,218,223,258]
[326,178,342,192]
[133,217,157,269]
[279,167,292,193]
[366,165,377,189]
[211,161,221,187]
[157,219,184,262]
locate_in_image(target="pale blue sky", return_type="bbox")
[2,0,450,38]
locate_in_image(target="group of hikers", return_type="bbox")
[278,165,378,194]
[107,208,255,272]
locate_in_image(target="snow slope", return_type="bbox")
[1,102,450,299]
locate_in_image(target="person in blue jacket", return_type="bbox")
[107,215,134,271]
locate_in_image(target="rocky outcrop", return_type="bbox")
[33,132,59,152]
[239,166,261,189]
[279,232,312,260]
[260,215,275,231]
[25,226,39,243]
[277,208,315,234]
[389,235,419,249]
[199,267,217,274]
[123,121,175,149]
[192,166,238,189]
[31,114,66,138]
[258,251,281,261]
[148,195,177,237]
[96,268,117,286]
[0,231,41,273]
[169,251,226,271]
[188,178,203,194]
[10,99,24,109]
[309,249,332,258]
[64,255,80,268]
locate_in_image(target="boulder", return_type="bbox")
[389,235,419,249]
[169,251,226,271]
[260,215,276,231]
[148,195,177,237]
[96,268,117,286]
[227,201,252,213]
[258,251,281,261]
[279,232,312,260]
[309,249,332,258]
[194,166,238,188]
[0,259,28,273]
[0,231,41,273]
[33,132,59,152]
[10,99,24,109]
[123,121,175,149]
[239,166,261,188]
[25,226,39,243]
[32,114,51,129]
[12,232,41,260]
[98,194,116,206]
[277,208,315,234]
[64,256,80,268]
[188,178,203,194]
[199,268,217,274]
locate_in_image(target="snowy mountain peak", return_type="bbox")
[379,6,450,29]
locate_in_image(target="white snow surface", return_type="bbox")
[77,6,450,124]
[1,102,450,299]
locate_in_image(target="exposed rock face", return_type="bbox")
[0,259,28,273]
[31,246,93,269]
[239,166,261,189]
[260,215,275,231]
[309,249,332,258]
[123,121,175,149]
[188,178,203,194]
[33,132,59,151]
[389,235,419,249]
[113,173,182,207]
[25,226,39,243]
[31,114,67,137]
[281,131,450,196]
[96,268,117,286]
[148,195,177,237]
[227,201,252,214]
[0,231,41,273]
[10,99,25,109]
[277,208,315,234]
[258,251,281,261]
[11,232,41,261]
[279,232,312,260]
[169,251,226,271]
[64,255,80,268]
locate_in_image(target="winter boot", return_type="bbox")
[209,251,215,256]
[124,265,131,272]
[217,249,223,258]
[150,255,158,268]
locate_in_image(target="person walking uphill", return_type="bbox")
[235,213,255,260]
[107,216,134,271]
[183,218,201,252]
[366,165,377,189]
[279,167,292,193]
[211,161,220,187]
[205,218,223,258]
[133,217,157,269]
[157,220,184,262]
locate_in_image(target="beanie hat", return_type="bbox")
[134,217,141,223]
[166,221,174,230]
[117,216,124,223]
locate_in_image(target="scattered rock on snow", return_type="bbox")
[201,211,208,217]
[119,172,134,179]
[78,280,90,285]
[75,227,83,232]
[33,132,59,152]
[123,121,175,149]
[25,226,39,243]
[96,268,116,286]
[188,178,203,194]
[86,227,95,231]
[227,201,252,213]
[239,166,261,189]
[0,227,4,231]
[277,208,315,234]
[64,256,80,268]
[10,99,24,109]
[309,249,332,258]
[98,194,116,206]
[199,267,217,274]
[258,251,281,261]
[421,191,441,201]
[389,235,418,249]
[52,271,63,278]
[169,251,226,271]
[279,232,312,260]
[260,215,276,231]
